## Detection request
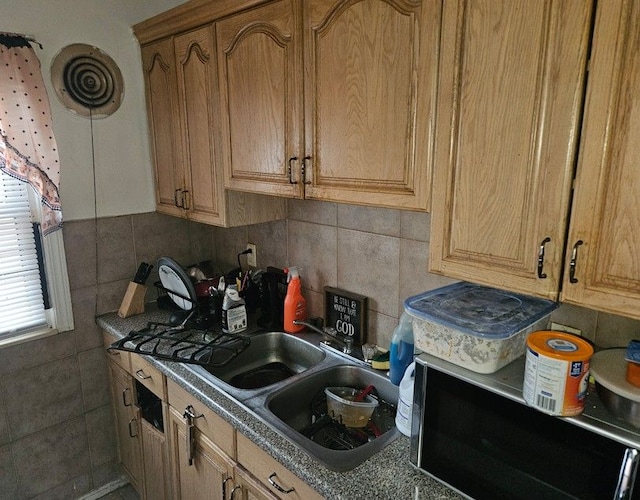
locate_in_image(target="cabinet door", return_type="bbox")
[303,0,439,210]
[140,415,171,500]
[108,362,144,493]
[175,26,226,225]
[141,38,184,218]
[561,0,640,319]
[216,0,303,198]
[167,405,233,500]
[429,0,593,300]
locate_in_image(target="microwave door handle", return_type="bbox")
[616,448,640,499]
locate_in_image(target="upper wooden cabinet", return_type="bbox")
[430,0,640,321]
[139,26,286,227]
[561,0,640,320]
[429,0,593,300]
[216,0,440,210]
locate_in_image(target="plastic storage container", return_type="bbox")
[389,312,414,385]
[324,387,378,427]
[404,282,558,374]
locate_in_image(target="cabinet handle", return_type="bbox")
[174,189,183,208]
[229,485,241,498]
[122,387,132,407]
[569,240,584,283]
[128,418,138,438]
[222,477,234,499]
[537,237,551,279]
[268,472,295,494]
[301,156,312,185]
[183,405,203,466]
[288,156,298,184]
[135,369,151,380]
[182,190,190,210]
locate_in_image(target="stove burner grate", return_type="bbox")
[109,321,250,367]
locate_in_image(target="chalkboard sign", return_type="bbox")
[324,287,368,346]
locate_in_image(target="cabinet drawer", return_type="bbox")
[167,378,235,459]
[103,330,131,373]
[131,354,167,400]
[237,433,322,500]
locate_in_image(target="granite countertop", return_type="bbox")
[97,307,462,500]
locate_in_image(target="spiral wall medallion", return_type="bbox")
[51,43,124,118]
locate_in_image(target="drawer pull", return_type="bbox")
[301,156,312,185]
[128,418,138,438]
[268,472,295,494]
[229,485,241,498]
[122,387,132,407]
[136,369,151,380]
[222,477,234,499]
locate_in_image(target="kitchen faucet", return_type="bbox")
[293,319,354,354]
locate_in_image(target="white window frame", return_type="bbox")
[0,178,73,348]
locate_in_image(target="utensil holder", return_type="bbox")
[118,282,147,318]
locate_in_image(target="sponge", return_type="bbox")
[371,350,390,370]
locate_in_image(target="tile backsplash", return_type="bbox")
[2,200,639,498]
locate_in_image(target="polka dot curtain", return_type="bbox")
[0,34,62,235]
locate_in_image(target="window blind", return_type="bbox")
[0,171,47,337]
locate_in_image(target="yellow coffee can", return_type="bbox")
[523,331,594,416]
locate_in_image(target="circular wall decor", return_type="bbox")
[51,43,124,118]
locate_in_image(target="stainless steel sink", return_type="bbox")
[258,364,400,471]
[188,331,325,398]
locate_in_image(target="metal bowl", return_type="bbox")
[595,380,640,429]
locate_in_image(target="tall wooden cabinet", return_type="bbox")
[139,26,286,227]
[216,0,440,210]
[560,0,640,319]
[429,0,593,300]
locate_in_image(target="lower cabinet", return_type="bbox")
[107,359,144,493]
[105,332,323,500]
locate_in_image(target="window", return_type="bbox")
[0,34,73,346]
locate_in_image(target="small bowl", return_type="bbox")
[324,387,378,428]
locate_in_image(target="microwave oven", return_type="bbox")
[410,353,640,499]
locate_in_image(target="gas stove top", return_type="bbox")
[109,321,250,367]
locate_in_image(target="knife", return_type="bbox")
[133,262,153,284]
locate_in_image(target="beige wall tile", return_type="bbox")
[213,226,249,271]
[78,347,110,412]
[368,310,399,349]
[0,356,83,439]
[288,199,337,225]
[247,219,289,270]
[85,405,117,468]
[288,220,337,293]
[549,303,598,342]
[12,417,90,498]
[337,204,401,237]
[63,219,97,291]
[337,228,400,317]
[0,331,76,376]
[97,216,135,284]
[400,210,430,242]
[595,312,640,348]
[71,286,102,352]
[0,444,18,498]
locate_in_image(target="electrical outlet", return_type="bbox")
[246,243,257,267]
[550,322,582,336]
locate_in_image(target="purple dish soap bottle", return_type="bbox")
[389,312,414,385]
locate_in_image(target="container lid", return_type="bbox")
[591,349,640,403]
[404,282,558,340]
[526,331,594,360]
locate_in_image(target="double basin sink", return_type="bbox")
[185,331,400,471]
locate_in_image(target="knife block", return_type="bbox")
[118,282,147,318]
